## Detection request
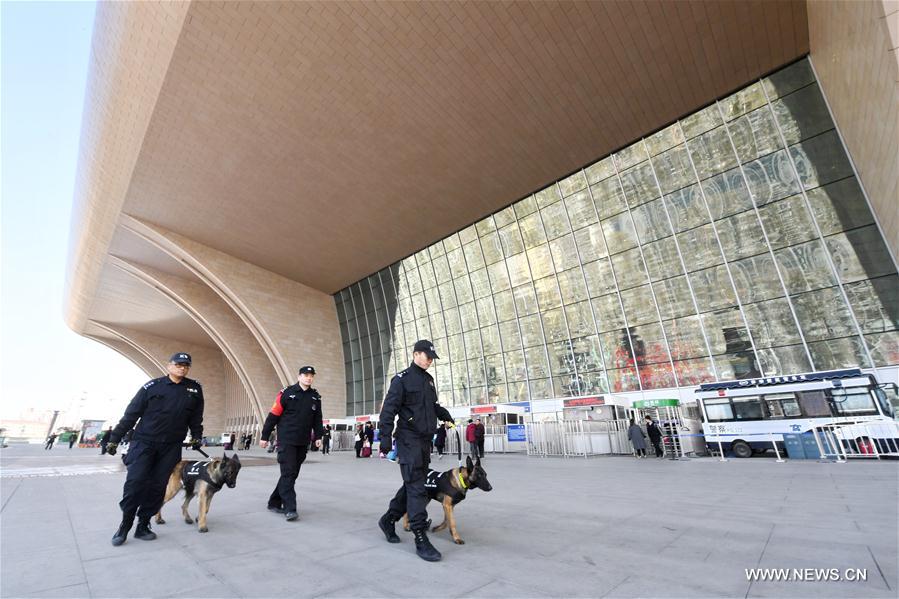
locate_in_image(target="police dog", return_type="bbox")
[402,456,492,544]
[155,453,241,532]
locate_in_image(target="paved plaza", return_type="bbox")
[1,444,896,598]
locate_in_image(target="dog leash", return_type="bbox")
[183,442,210,459]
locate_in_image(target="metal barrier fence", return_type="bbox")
[525,419,631,458]
[810,420,899,461]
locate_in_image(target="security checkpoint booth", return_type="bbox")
[525,395,633,458]
[467,403,528,454]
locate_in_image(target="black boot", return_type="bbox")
[134,520,157,541]
[111,518,133,546]
[413,528,441,562]
[378,513,400,543]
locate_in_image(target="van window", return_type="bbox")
[732,397,764,420]
[764,393,801,418]
[798,390,831,417]
[704,399,734,422]
[829,388,877,416]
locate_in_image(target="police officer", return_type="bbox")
[377,340,454,562]
[260,365,323,521]
[105,352,204,546]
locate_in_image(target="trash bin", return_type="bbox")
[782,433,805,459]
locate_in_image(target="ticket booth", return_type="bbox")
[468,404,527,453]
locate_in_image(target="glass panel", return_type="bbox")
[702,308,753,356]
[721,82,767,121]
[620,285,659,326]
[608,368,641,392]
[651,145,693,195]
[476,296,496,327]
[742,150,801,206]
[619,162,659,207]
[701,167,755,219]
[513,284,539,315]
[826,226,896,284]
[690,264,738,312]
[730,254,785,304]
[481,324,501,355]
[534,276,562,310]
[642,237,683,282]
[565,301,596,338]
[494,206,516,228]
[557,268,588,304]
[499,320,522,351]
[527,245,555,279]
[664,184,709,232]
[789,130,853,191]
[611,248,649,290]
[756,345,811,376]
[579,370,609,395]
[773,83,832,145]
[614,143,648,171]
[645,123,684,156]
[470,268,491,299]
[513,195,537,219]
[805,178,873,235]
[664,315,708,360]
[499,223,525,256]
[454,276,473,305]
[548,341,577,377]
[519,314,545,347]
[583,258,616,297]
[650,276,693,320]
[480,231,504,265]
[591,177,628,219]
[677,223,722,272]
[792,287,858,341]
[574,224,608,262]
[728,106,781,163]
[564,190,597,229]
[559,171,587,197]
[673,357,715,385]
[535,184,561,208]
[757,194,817,250]
[689,125,738,179]
[550,234,580,271]
[843,276,899,334]
[762,59,814,99]
[507,253,531,287]
[593,294,627,332]
[717,211,768,261]
[528,378,553,400]
[572,335,604,372]
[713,352,761,380]
[520,213,547,249]
[602,212,638,254]
[866,331,899,366]
[487,261,511,291]
[631,198,673,243]
[681,104,723,139]
[807,336,871,369]
[601,329,635,369]
[541,307,568,343]
[541,201,571,239]
[742,297,802,348]
[504,349,526,381]
[524,346,550,379]
[775,239,837,294]
[585,158,615,185]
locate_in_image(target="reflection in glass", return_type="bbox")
[792,287,858,342]
[807,336,871,369]
[826,226,896,284]
[843,276,899,334]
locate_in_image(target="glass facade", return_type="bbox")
[335,59,899,416]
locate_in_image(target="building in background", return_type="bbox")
[66,1,898,423]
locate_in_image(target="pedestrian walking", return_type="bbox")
[466,419,478,459]
[474,417,486,458]
[322,424,332,455]
[244,433,253,451]
[628,418,647,458]
[645,415,663,458]
[434,423,447,458]
[100,427,113,455]
[68,434,77,449]
[104,352,204,546]
[363,422,374,457]
[260,366,323,522]
[44,433,57,450]
[377,340,455,562]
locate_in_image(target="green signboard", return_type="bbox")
[633,399,679,409]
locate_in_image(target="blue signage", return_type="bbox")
[509,401,532,413]
[507,424,526,442]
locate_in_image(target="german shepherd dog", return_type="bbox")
[155,453,241,532]
[402,456,492,544]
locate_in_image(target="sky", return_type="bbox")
[1,1,147,427]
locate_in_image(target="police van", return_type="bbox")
[695,369,898,458]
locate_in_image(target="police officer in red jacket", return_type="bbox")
[260,365,323,521]
[378,340,454,562]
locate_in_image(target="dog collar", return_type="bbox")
[458,472,468,489]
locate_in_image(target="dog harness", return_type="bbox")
[424,469,466,505]
[181,460,222,492]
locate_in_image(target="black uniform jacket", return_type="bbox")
[379,363,452,466]
[111,376,204,444]
[261,384,324,446]
[646,422,663,442]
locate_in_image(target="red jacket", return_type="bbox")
[466,423,476,443]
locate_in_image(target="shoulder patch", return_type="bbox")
[396,370,407,378]
[143,380,157,390]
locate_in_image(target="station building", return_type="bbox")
[66,1,898,435]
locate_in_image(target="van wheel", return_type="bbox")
[731,440,752,459]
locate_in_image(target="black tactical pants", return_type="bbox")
[386,439,430,531]
[268,443,307,512]
[650,438,663,457]
[120,440,182,523]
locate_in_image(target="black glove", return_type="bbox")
[379,440,392,456]
[106,442,118,456]
[189,438,202,450]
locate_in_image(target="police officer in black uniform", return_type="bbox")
[105,352,204,546]
[260,365,323,521]
[378,340,455,562]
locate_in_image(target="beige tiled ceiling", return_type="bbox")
[117,0,809,293]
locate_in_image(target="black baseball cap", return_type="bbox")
[169,352,192,365]
[298,365,316,375]
[413,339,439,359]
